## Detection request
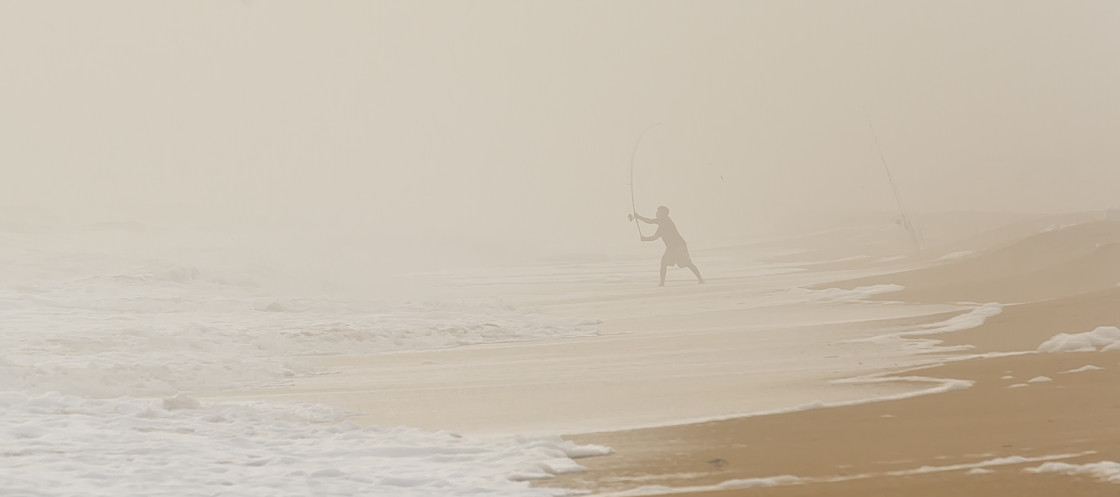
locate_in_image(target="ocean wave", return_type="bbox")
[0,392,606,497]
[1,300,600,398]
[0,229,600,398]
[0,224,607,497]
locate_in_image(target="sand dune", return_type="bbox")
[912,211,1100,261]
[821,221,1120,303]
[763,224,917,267]
[763,212,1104,275]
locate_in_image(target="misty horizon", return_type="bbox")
[4,1,1119,270]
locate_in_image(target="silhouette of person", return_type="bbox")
[632,206,704,286]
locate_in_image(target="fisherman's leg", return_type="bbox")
[659,252,671,287]
[688,264,705,284]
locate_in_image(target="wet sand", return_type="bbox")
[549,351,1120,496]
[204,280,959,436]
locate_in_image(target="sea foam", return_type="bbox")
[1038,326,1120,353]
[0,223,605,496]
[0,392,608,496]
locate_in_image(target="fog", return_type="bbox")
[3,1,1119,273]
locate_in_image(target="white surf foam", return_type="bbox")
[1038,326,1120,353]
[881,452,1095,477]
[1061,365,1103,374]
[591,475,804,497]
[591,452,1094,497]
[937,250,973,261]
[910,303,1003,336]
[787,284,904,302]
[877,255,908,263]
[717,475,804,489]
[0,223,607,496]
[1026,460,1120,483]
[0,392,608,496]
[855,302,1003,352]
[607,373,973,433]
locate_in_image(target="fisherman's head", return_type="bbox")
[656,206,669,219]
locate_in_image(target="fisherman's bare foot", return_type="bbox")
[658,282,665,287]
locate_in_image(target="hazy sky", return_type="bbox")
[3,1,1119,261]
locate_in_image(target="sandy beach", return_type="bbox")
[172,212,1120,496]
[195,213,1120,495]
[203,252,962,436]
[539,216,1120,496]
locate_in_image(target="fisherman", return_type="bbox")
[632,206,704,286]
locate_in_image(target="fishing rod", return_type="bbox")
[864,110,921,251]
[627,122,662,239]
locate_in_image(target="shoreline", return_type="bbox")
[195,217,1120,495]
[543,221,1120,496]
[546,348,1120,496]
[200,283,968,437]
